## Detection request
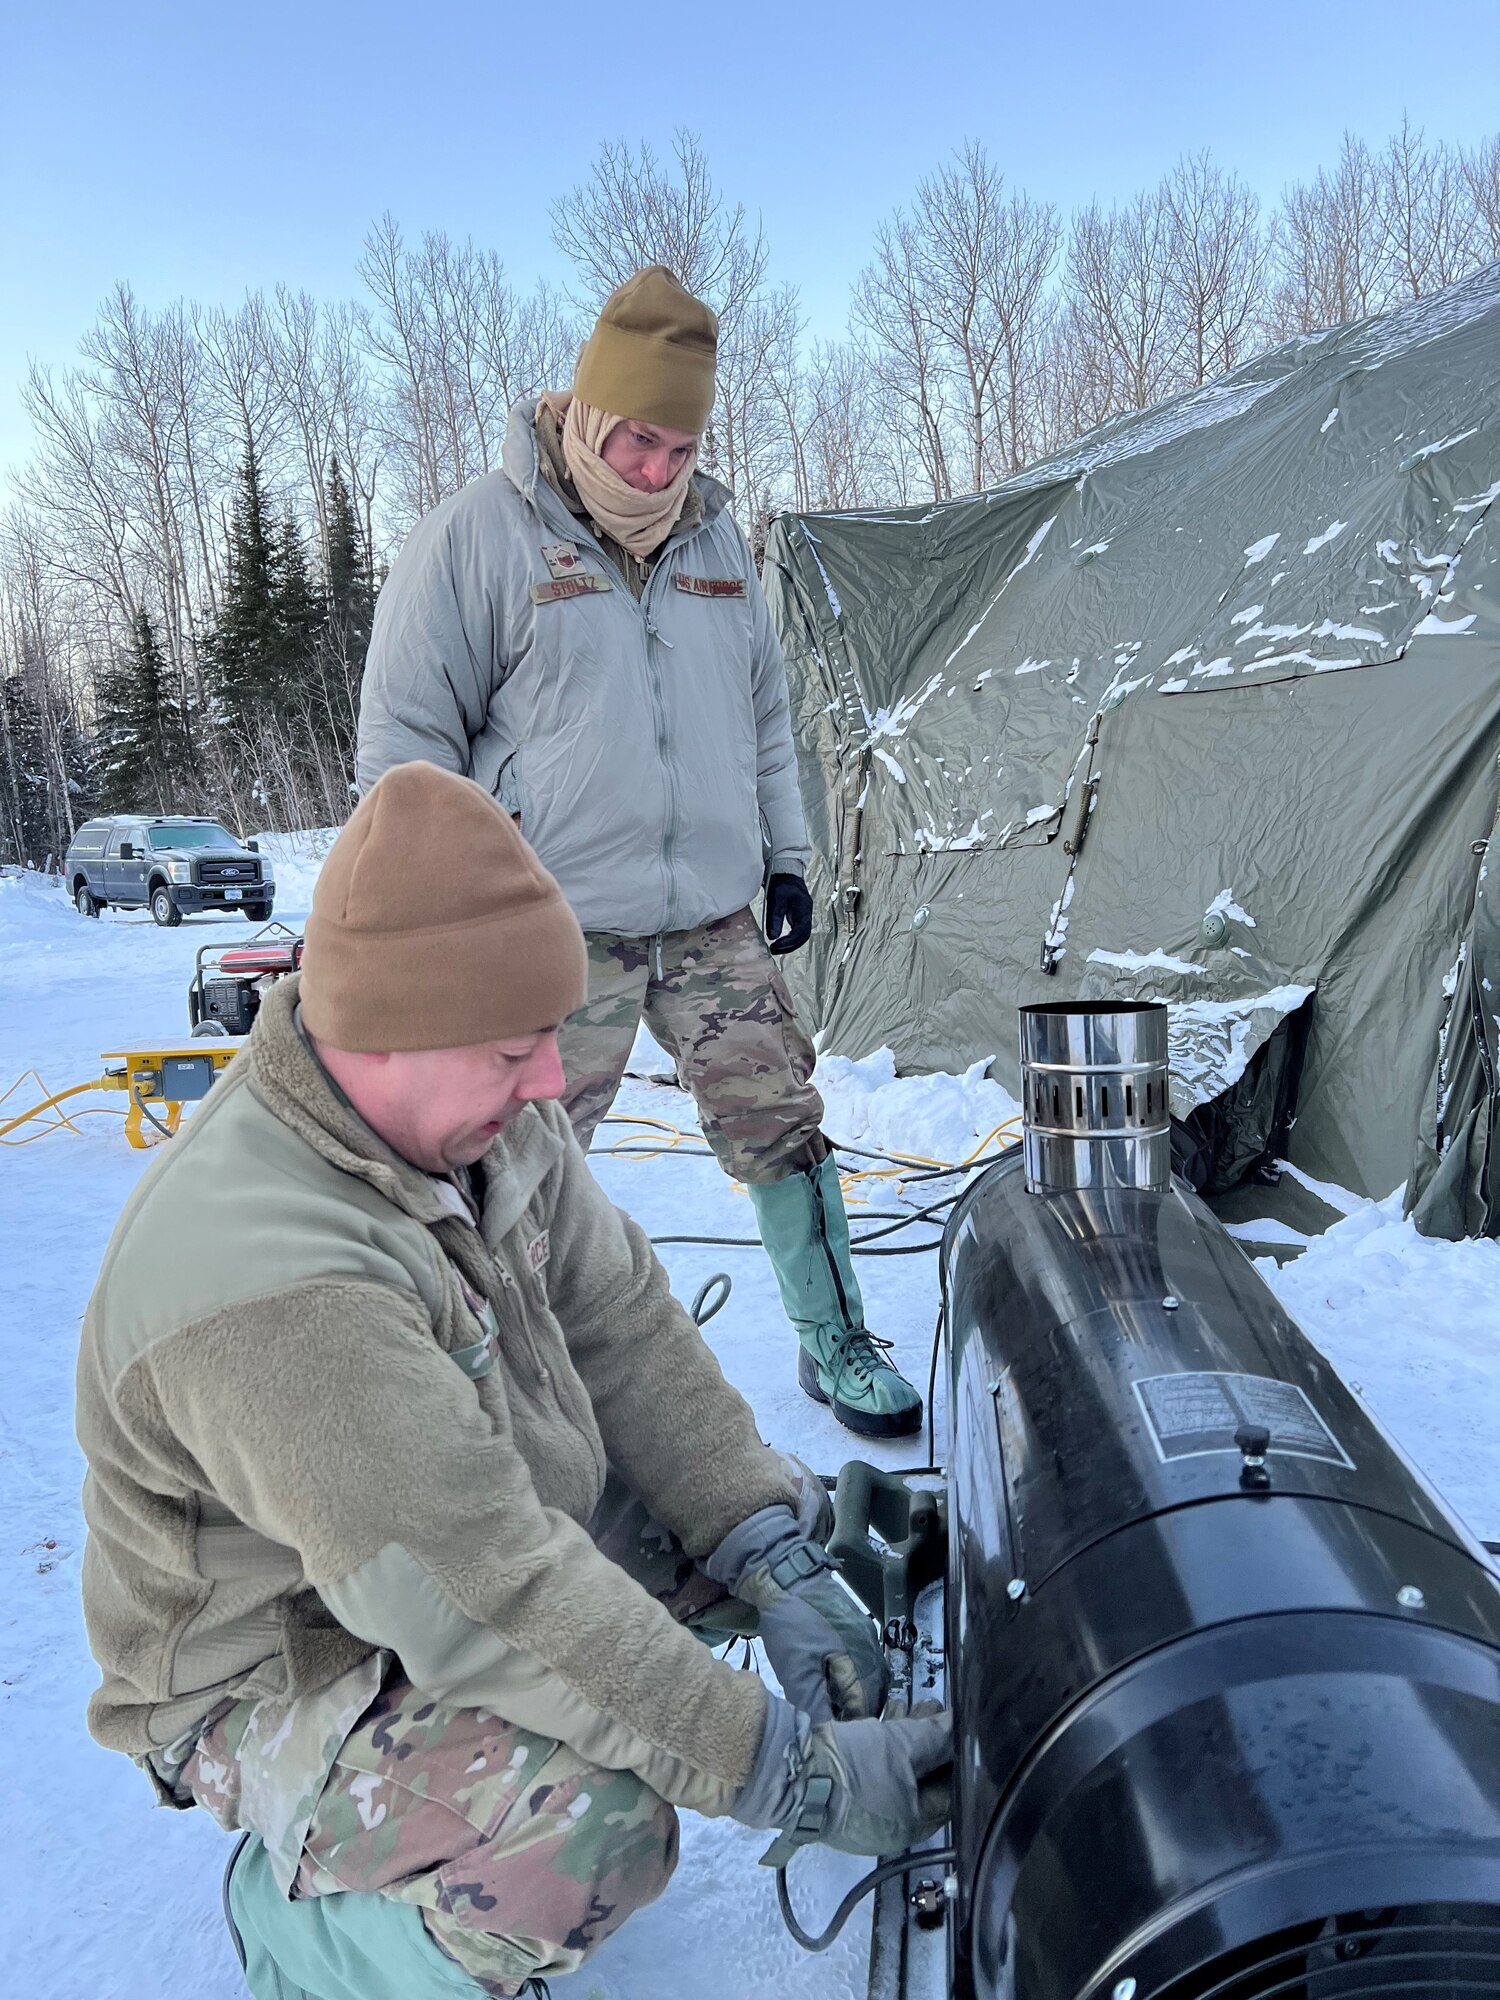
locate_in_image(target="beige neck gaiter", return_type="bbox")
[559,396,698,560]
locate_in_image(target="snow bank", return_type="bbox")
[815,1045,1022,1167]
[251,826,338,916]
[629,1032,1025,1174]
[0,867,75,944]
[1258,1191,1500,1541]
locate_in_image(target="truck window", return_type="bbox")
[146,825,237,850]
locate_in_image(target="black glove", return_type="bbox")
[765,872,813,955]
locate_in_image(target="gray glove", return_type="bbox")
[732,1696,953,1859]
[707,1504,887,1721]
[784,1453,835,1546]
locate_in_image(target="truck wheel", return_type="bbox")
[244,902,272,921]
[74,882,100,919]
[150,884,183,928]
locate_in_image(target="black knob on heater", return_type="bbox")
[1235,1422,1272,1491]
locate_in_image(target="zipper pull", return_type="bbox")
[653,934,665,980]
[645,619,675,648]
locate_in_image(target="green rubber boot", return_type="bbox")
[747,1154,923,1439]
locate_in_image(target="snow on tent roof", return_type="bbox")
[763,261,1500,1235]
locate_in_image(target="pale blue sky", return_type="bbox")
[3,0,1498,478]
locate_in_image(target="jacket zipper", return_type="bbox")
[642,581,682,934]
[451,1243,561,1399]
[529,474,695,937]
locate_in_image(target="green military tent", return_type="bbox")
[762,262,1500,1235]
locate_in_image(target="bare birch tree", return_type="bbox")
[551,130,767,330]
[1065,184,1185,414]
[360,216,576,521]
[854,212,955,501]
[1163,153,1268,385]
[1377,116,1478,299]
[551,132,785,525]
[77,287,207,692]
[1266,133,1390,336]
[1463,134,1500,259]
[817,342,900,508]
[0,506,94,858]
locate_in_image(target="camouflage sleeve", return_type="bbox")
[536,1103,799,1554]
[356,495,503,794]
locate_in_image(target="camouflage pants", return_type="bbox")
[182,1460,828,1996]
[558,905,827,1185]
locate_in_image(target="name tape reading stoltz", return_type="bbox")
[530,574,614,605]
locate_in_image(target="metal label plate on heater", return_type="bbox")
[1133,1371,1353,1468]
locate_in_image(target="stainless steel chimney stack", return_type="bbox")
[1019,999,1170,1193]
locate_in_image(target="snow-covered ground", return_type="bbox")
[2,859,1499,1999]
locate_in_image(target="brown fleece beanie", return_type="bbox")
[573,264,718,434]
[299,763,588,1052]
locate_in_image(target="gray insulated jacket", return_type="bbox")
[357,401,810,936]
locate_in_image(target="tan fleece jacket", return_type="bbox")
[76,976,796,1812]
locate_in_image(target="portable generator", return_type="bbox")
[188,926,304,1038]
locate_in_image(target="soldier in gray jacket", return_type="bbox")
[358,265,922,1438]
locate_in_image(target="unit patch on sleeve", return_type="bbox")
[674,574,747,598]
[530,574,613,604]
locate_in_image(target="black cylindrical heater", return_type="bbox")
[942,1002,1500,2000]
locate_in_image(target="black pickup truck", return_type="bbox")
[65,815,275,926]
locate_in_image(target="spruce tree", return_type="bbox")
[95,607,189,814]
[205,439,283,735]
[320,454,375,767]
[275,511,325,709]
[325,454,373,669]
[0,675,50,865]
[1,643,98,868]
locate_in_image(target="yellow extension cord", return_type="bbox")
[600,1108,1024,1198]
[0,1071,124,1147]
[2,1071,1023,1185]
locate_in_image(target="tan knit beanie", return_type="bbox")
[300,763,588,1052]
[573,265,718,434]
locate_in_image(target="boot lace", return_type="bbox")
[826,1324,899,1401]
